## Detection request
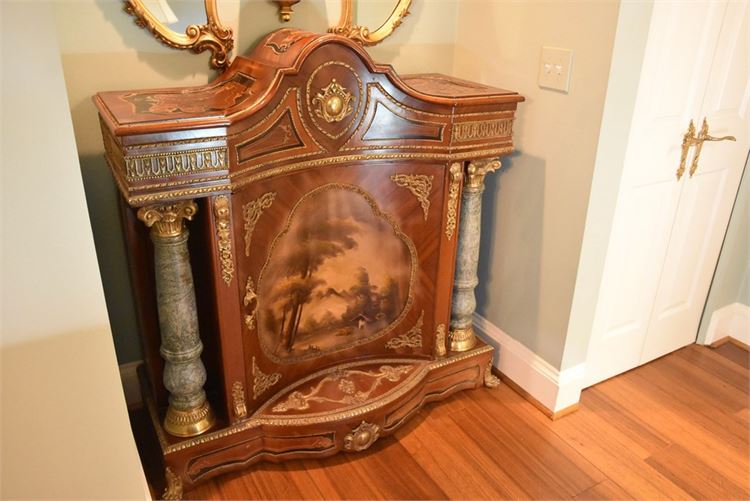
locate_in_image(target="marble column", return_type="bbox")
[138,201,215,437]
[450,158,501,352]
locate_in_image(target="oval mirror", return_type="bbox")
[329,0,412,46]
[124,0,234,71]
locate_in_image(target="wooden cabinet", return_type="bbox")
[95,29,522,498]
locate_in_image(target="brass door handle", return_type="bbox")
[689,118,736,177]
[677,120,698,181]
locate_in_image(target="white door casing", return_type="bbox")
[584,0,749,387]
[641,0,750,363]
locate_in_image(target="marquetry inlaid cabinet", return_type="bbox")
[95,28,523,499]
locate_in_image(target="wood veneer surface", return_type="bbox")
[130,343,750,500]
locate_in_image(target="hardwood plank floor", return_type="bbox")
[131,343,750,500]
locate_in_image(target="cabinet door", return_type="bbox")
[641,0,750,363]
[232,161,453,411]
[584,0,728,387]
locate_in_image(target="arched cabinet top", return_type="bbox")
[94,28,524,206]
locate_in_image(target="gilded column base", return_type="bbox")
[165,400,216,437]
[449,326,477,352]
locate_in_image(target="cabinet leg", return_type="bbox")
[138,201,215,437]
[450,159,501,352]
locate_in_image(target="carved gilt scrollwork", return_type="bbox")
[163,467,183,500]
[390,174,433,221]
[385,311,424,349]
[244,276,258,331]
[434,323,447,357]
[252,357,281,400]
[232,381,248,419]
[484,360,501,388]
[243,192,276,256]
[344,421,380,451]
[213,196,234,286]
[312,79,355,123]
[445,163,462,240]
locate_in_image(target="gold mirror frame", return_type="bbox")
[329,0,412,46]
[123,0,234,71]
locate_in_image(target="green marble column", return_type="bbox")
[138,201,215,437]
[450,159,501,352]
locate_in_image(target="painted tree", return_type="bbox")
[273,213,361,352]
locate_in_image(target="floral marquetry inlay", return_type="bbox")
[271,364,413,413]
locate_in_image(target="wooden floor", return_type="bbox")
[134,343,749,500]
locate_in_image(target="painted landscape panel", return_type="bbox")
[257,184,414,362]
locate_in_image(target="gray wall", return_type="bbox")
[453,0,622,370]
[697,152,750,343]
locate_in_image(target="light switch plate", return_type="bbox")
[538,46,573,92]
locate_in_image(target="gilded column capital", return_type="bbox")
[465,158,502,190]
[137,200,198,238]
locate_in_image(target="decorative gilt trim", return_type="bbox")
[445,163,462,240]
[137,200,197,238]
[306,62,363,140]
[329,0,412,47]
[213,196,234,286]
[243,192,276,256]
[454,119,513,142]
[484,360,501,388]
[271,365,413,413]
[343,421,380,451]
[312,79,355,123]
[252,357,281,400]
[232,381,248,419]
[229,147,514,189]
[128,184,230,206]
[465,158,502,190]
[123,0,234,71]
[156,346,493,454]
[435,323,447,357]
[125,148,227,182]
[390,174,433,221]
[449,326,476,352]
[163,467,183,500]
[385,311,424,349]
[244,276,257,331]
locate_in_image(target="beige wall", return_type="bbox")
[57,0,459,364]
[1,2,147,498]
[452,0,620,369]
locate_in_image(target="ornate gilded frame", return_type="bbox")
[329,0,413,46]
[123,0,234,71]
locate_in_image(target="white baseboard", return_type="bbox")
[472,313,585,413]
[703,302,750,346]
[119,360,143,408]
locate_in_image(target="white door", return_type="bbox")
[585,0,750,387]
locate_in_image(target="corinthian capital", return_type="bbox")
[465,158,502,189]
[137,200,198,238]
